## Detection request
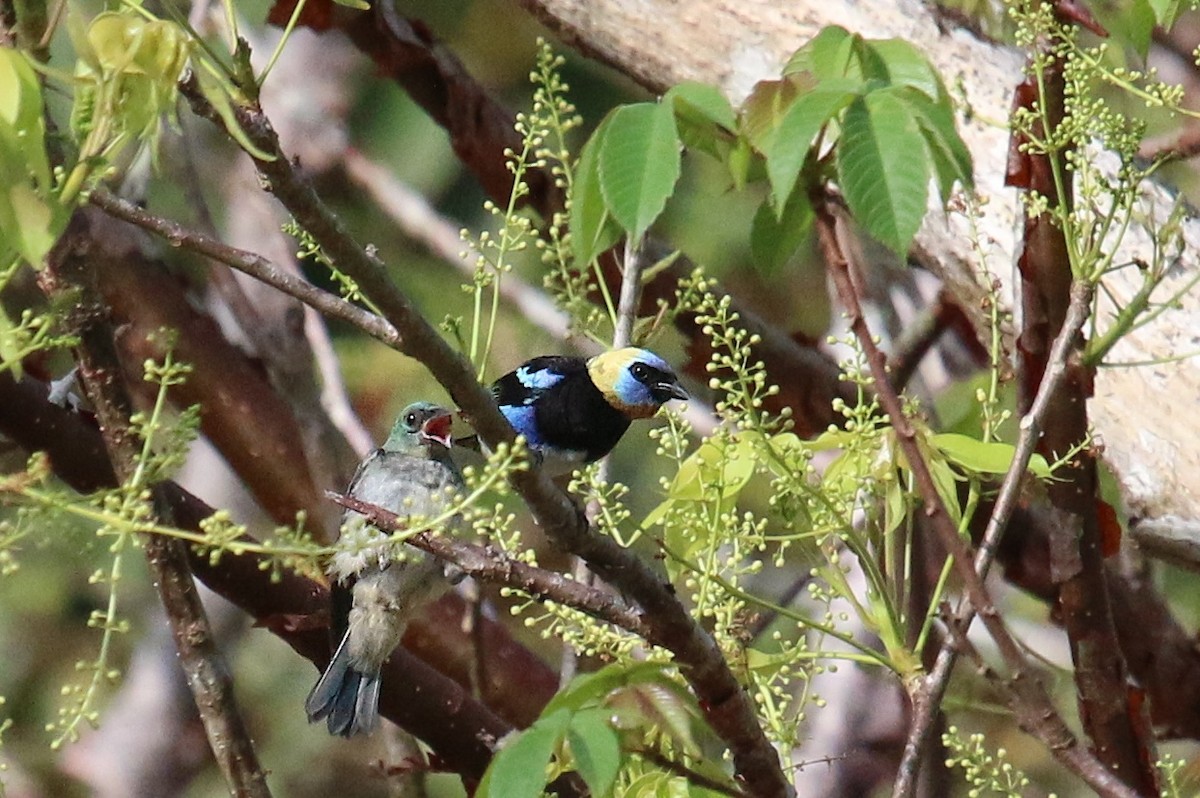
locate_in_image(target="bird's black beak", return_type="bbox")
[656,380,689,402]
[419,411,455,449]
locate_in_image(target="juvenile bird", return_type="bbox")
[306,401,463,737]
[491,347,689,476]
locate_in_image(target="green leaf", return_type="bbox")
[543,662,676,717]
[764,80,858,210]
[481,709,572,798]
[740,75,810,152]
[668,82,737,162]
[571,117,622,266]
[905,91,973,200]
[607,681,700,756]
[750,190,813,273]
[568,709,622,797]
[863,39,943,101]
[666,82,737,131]
[598,102,682,243]
[1147,0,1182,27]
[837,89,930,255]
[932,433,1051,478]
[0,47,50,189]
[784,25,855,79]
[0,49,61,266]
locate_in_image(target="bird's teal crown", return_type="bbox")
[586,347,688,419]
[383,401,453,451]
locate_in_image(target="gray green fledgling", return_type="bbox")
[306,401,464,737]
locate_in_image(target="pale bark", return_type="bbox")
[520,0,1200,546]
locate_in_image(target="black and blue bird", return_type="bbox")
[306,401,463,737]
[491,347,689,475]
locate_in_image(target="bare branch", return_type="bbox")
[180,74,793,798]
[42,211,272,798]
[813,196,1140,798]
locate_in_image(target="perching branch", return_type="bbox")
[0,371,550,783]
[328,491,652,638]
[88,188,401,349]
[180,73,793,797]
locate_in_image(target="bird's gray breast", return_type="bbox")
[330,453,460,582]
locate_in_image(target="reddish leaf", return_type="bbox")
[1097,499,1122,558]
[266,0,337,30]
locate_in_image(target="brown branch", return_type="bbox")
[41,210,272,798]
[1009,51,1156,791]
[812,195,1140,798]
[181,74,792,798]
[893,281,1094,798]
[88,188,401,349]
[0,371,549,785]
[327,491,652,639]
[267,1,851,438]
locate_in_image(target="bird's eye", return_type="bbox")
[631,362,649,380]
[405,412,418,428]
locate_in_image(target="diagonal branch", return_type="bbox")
[180,73,793,798]
[892,280,1094,798]
[0,371,540,784]
[812,195,1139,798]
[41,211,272,798]
[328,491,651,638]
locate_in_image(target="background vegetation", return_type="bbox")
[4,0,1200,796]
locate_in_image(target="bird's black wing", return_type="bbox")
[492,355,587,406]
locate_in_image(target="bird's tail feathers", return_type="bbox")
[305,632,382,737]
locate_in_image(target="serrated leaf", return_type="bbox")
[906,91,973,201]
[571,117,622,266]
[666,82,737,131]
[864,39,943,101]
[598,102,681,243]
[837,90,930,255]
[481,709,571,798]
[784,25,854,79]
[668,82,736,162]
[740,75,811,152]
[750,190,813,273]
[764,80,857,210]
[568,708,622,797]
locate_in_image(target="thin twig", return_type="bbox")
[892,282,1094,798]
[88,188,401,348]
[812,196,1138,798]
[42,211,272,798]
[181,76,792,798]
[565,237,646,684]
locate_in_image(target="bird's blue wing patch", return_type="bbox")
[515,366,566,394]
[500,405,545,447]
